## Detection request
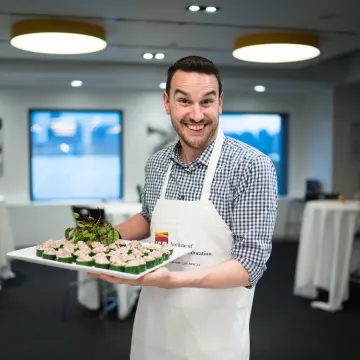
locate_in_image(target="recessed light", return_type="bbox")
[205,6,218,12]
[143,53,154,60]
[254,85,266,92]
[159,82,166,90]
[188,5,200,11]
[71,80,83,87]
[155,53,165,60]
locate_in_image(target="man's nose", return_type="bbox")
[190,103,204,122]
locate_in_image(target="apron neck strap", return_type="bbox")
[160,161,173,199]
[160,128,225,201]
[201,128,224,201]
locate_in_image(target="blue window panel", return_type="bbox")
[219,113,287,195]
[29,110,123,200]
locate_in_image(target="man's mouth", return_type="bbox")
[185,124,206,131]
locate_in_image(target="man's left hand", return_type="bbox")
[88,267,174,289]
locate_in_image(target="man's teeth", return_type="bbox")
[187,124,204,131]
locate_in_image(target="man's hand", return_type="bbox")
[88,267,173,289]
[89,259,250,290]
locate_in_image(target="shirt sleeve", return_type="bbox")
[140,160,151,223]
[230,155,278,288]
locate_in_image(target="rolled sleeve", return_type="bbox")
[230,155,278,288]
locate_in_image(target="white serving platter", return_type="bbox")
[7,243,191,280]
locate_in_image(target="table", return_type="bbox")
[77,202,144,319]
[294,200,360,312]
[0,196,16,290]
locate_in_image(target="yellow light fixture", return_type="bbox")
[10,19,107,55]
[232,32,320,63]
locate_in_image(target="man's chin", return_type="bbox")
[182,136,208,150]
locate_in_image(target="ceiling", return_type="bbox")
[0,0,359,92]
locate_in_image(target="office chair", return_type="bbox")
[136,185,143,203]
[62,206,118,321]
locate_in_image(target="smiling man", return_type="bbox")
[90,56,278,360]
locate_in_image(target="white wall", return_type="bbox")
[302,89,334,192]
[0,87,334,245]
[333,85,360,198]
[0,89,170,203]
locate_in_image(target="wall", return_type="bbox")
[0,87,334,245]
[333,84,360,198]
[303,89,334,192]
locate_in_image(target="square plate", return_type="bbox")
[7,242,191,280]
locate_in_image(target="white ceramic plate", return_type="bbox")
[7,243,191,280]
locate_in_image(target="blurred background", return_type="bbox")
[0,1,359,359]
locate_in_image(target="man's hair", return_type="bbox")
[165,56,222,96]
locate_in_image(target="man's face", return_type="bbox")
[163,70,223,151]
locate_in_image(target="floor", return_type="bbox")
[0,243,359,360]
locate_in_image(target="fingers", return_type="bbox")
[88,273,101,278]
[87,272,139,286]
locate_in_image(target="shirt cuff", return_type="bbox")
[140,210,151,223]
[230,254,266,289]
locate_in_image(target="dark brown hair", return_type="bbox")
[166,56,222,96]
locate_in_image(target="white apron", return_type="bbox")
[131,129,255,360]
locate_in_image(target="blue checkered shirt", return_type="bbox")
[140,136,278,287]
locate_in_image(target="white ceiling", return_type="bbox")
[0,0,359,91]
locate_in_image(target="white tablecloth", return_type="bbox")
[77,202,144,319]
[0,195,16,289]
[294,200,360,312]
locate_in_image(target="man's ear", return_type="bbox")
[163,91,170,115]
[219,92,224,115]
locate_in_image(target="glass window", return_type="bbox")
[219,113,287,195]
[29,110,122,200]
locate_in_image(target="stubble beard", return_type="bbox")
[170,115,218,150]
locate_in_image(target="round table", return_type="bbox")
[294,200,360,312]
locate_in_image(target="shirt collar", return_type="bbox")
[170,139,216,167]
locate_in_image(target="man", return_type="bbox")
[90,56,278,360]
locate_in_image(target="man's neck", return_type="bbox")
[179,131,218,165]
[180,145,203,165]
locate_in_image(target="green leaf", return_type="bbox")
[76,222,85,228]
[73,212,80,219]
[65,227,73,240]
[88,216,94,221]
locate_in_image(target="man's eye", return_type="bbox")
[202,99,214,104]
[178,98,188,103]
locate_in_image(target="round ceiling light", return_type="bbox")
[188,5,200,12]
[232,33,320,63]
[254,85,266,92]
[10,19,107,55]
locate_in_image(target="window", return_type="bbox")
[29,110,123,201]
[219,112,287,195]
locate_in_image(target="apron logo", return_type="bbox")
[155,231,168,245]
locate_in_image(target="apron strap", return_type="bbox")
[201,129,224,201]
[160,161,173,199]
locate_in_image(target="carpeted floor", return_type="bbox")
[0,243,359,360]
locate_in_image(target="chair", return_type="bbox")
[62,206,118,321]
[136,185,143,203]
